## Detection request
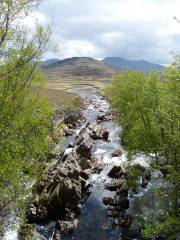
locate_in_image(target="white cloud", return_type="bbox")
[37,0,180,64]
[57,39,101,58]
[23,11,47,29]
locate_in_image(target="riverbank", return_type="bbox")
[3,86,173,240]
[26,86,153,240]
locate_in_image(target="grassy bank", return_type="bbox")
[46,77,111,91]
[41,72,113,111]
[41,88,82,112]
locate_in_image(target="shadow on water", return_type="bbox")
[60,180,173,240]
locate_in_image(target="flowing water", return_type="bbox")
[59,86,171,240]
[3,86,173,240]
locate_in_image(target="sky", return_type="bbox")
[30,0,180,64]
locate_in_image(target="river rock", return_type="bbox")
[64,127,75,136]
[74,122,109,158]
[63,112,85,127]
[105,179,127,191]
[75,133,94,158]
[53,108,63,122]
[56,220,77,234]
[107,210,119,218]
[80,169,91,181]
[105,180,122,191]
[141,171,151,188]
[97,112,112,122]
[92,164,103,174]
[111,149,122,157]
[68,142,74,148]
[116,181,128,197]
[112,196,129,209]
[28,150,89,223]
[103,196,129,209]
[90,156,98,163]
[88,122,109,141]
[79,158,91,170]
[108,166,123,179]
[103,197,111,206]
[118,214,133,227]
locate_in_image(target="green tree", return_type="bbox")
[106,63,180,239]
[0,0,53,223]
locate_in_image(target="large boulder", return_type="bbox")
[108,165,126,179]
[74,122,109,159]
[75,133,94,158]
[105,179,123,191]
[79,158,91,170]
[63,112,85,127]
[116,181,128,197]
[88,122,109,141]
[28,150,88,223]
[105,178,127,191]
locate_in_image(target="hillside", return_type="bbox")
[43,57,118,79]
[41,58,60,67]
[102,57,165,73]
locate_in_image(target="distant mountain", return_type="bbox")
[102,57,165,73]
[43,57,118,79]
[41,58,60,67]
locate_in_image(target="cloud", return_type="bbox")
[23,11,47,28]
[38,0,180,64]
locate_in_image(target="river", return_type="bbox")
[3,86,173,240]
[60,86,171,240]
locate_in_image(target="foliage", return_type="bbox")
[105,62,180,238]
[0,0,53,222]
[143,214,180,240]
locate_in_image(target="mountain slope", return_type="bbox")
[43,57,118,79]
[102,57,165,73]
[41,58,60,67]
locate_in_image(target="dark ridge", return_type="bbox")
[102,57,165,73]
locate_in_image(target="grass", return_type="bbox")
[41,88,82,112]
[46,77,112,91]
[39,56,116,110]
[40,73,113,112]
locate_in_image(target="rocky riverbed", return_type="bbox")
[27,86,132,239]
[3,86,173,240]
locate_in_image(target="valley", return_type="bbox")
[1,1,179,239]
